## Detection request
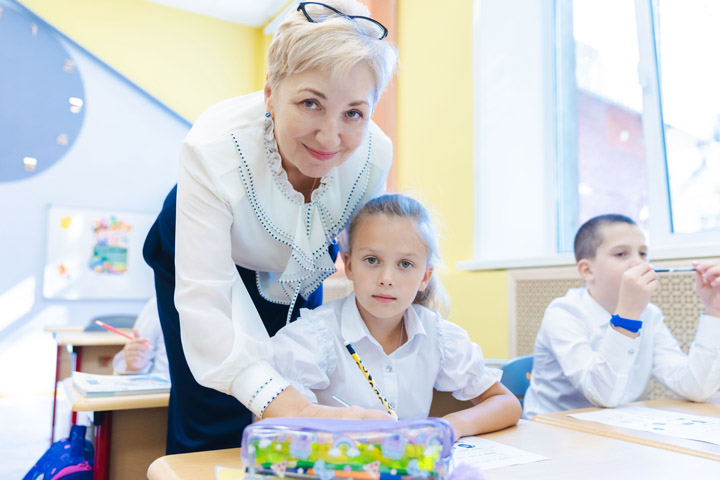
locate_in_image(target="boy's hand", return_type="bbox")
[694,262,720,318]
[615,263,658,320]
[123,328,152,372]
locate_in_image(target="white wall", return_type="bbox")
[0,14,189,394]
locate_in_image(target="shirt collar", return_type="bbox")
[580,287,614,325]
[340,293,428,347]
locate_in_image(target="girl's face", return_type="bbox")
[343,214,433,327]
[264,64,376,187]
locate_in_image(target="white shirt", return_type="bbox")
[271,294,502,419]
[174,92,392,417]
[112,298,169,378]
[524,287,720,419]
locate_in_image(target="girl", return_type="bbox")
[272,194,521,439]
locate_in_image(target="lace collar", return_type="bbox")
[231,114,374,322]
[262,116,330,204]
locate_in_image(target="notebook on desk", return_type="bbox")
[72,371,170,397]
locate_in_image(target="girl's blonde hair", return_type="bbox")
[267,0,398,107]
[347,194,450,316]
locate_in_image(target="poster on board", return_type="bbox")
[43,205,155,300]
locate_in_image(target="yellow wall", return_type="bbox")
[396,0,508,357]
[20,0,264,121]
[20,0,510,357]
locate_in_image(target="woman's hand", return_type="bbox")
[262,387,394,421]
[122,328,153,372]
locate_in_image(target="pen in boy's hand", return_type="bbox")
[94,320,152,348]
[653,267,697,273]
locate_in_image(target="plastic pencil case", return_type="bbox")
[241,417,455,479]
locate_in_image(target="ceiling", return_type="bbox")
[145,0,292,27]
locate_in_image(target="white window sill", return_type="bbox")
[457,246,719,271]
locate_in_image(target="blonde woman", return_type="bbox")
[144,1,399,454]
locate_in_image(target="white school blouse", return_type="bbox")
[174,92,392,417]
[112,298,169,379]
[271,294,503,419]
[523,287,720,419]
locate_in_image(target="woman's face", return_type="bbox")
[264,64,376,183]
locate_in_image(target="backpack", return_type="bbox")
[23,424,94,480]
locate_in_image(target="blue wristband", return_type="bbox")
[610,314,643,333]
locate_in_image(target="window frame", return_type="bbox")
[459,0,720,272]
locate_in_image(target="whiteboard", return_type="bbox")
[43,205,156,299]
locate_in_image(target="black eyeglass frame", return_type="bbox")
[297,2,389,40]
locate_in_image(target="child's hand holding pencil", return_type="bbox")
[121,328,154,373]
[94,320,153,373]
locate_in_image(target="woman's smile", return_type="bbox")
[304,144,338,161]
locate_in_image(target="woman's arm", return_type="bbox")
[442,382,521,440]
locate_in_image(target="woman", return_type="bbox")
[143,1,398,454]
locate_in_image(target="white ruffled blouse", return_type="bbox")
[272,294,503,419]
[174,91,392,416]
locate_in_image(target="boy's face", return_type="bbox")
[344,215,433,328]
[579,222,649,312]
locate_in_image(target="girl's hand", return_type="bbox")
[263,387,394,421]
[305,405,396,421]
[123,328,152,372]
[694,262,720,318]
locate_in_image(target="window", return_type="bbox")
[461,0,720,270]
[654,0,720,235]
[556,0,649,252]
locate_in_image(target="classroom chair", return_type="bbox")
[500,354,533,407]
[83,314,137,332]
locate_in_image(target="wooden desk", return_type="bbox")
[147,419,720,479]
[47,327,130,443]
[63,379,169,480]
[533,398,720,461]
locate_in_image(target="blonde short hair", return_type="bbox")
[267,0,399,106]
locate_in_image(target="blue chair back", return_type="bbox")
[500,354,533,407]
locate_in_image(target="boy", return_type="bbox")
[523,214,720,418]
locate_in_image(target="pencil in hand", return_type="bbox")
[94,320,152,348]
[653,267,697,273]
[344,342,398,420]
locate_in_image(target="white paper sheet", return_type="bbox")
[452,436,549,471]
[569,406,720,445]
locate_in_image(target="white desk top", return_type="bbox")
[147,419,720,479]
[52,330,131,347]
[533,397,720,461]
[62,378,169,412]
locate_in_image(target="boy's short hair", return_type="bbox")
[574,214,638,262]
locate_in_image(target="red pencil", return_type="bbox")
[94,320,152,348]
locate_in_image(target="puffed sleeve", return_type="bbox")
[434,318,503,401]
[174,136,289,417]
[271,308,338,403]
